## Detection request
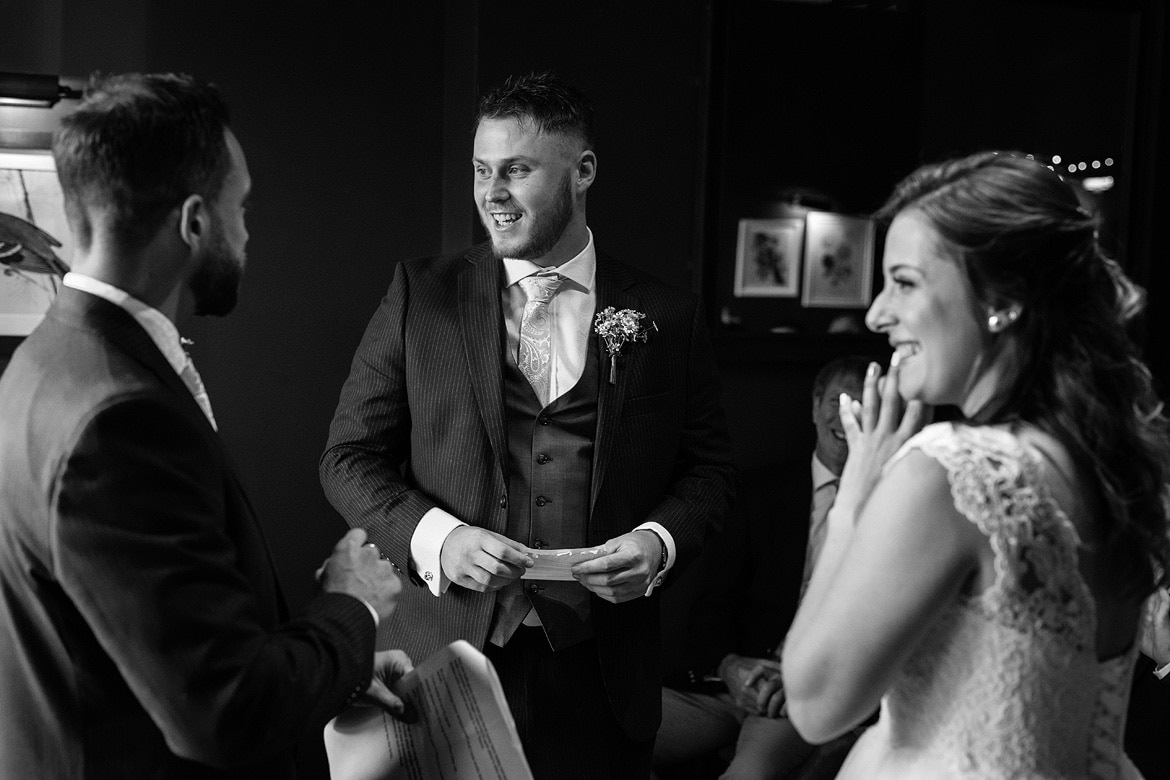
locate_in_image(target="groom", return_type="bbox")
[320,71,737,778]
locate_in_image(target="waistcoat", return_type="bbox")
[501,335,599,649]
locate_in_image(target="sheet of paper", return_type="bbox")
[324,640,533,780]
[520,546,606,581]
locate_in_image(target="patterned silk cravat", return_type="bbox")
[180,355,218,431]
[517,272,564,406]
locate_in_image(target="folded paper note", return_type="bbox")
[520,546,606,581]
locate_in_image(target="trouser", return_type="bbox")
[485,625,653,780]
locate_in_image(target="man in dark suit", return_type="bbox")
[0,73,409,778]
[654,356,868,779]
[320,72,737,778]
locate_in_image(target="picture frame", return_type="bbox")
[733,218,803,298]
[0,149,71,336]
[801,210,875,308]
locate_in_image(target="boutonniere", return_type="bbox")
[593,306,658,385]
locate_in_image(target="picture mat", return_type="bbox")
[0,150,71,335]
[801,210,874,308]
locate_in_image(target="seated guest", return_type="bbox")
[653,356,868,779]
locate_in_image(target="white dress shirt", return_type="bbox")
[410,230,676,597]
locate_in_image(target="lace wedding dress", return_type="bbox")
[836,423,1144,780]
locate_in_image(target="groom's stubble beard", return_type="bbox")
[489,173,575,263]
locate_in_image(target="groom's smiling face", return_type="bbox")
[472,116,586,266]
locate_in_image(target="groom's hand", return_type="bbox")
[440,526,533,592]
[571,530,661,603]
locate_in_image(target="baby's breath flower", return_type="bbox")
[593,307,657,384]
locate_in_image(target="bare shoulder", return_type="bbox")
[867,447,986,553]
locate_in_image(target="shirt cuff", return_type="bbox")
[358,597,380,628]
[635,521,676,597]
[1155,662,1170,680]
[410,507,466,596]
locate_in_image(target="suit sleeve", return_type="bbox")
[52,394,374,769]
[320,262,436,578]
[640,297,739,573]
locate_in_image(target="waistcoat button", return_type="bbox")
[535,495,548,507]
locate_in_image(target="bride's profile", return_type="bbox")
[782,151,1170,779]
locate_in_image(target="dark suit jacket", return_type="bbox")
[0,287,375,778]
[320,243,737,740]
[671,463,811,680]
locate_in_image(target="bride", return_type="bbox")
[781,152,1170,779]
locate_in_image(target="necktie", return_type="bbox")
[800,478,838,600]
[180,355,218,431]
[517,273,564,407]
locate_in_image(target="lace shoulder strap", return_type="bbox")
[887,423,1095,649]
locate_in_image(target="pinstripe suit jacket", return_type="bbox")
[320,243,737,739]
[0,287,376,778]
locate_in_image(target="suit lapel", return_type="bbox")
[591,255,640,514]
[457,244,509,480]
[53,288,279,584]
[54,288,203,423]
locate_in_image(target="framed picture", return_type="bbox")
[801,210,875,308]
[733,218,803,298]
[0,149,71,336]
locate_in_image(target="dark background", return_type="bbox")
[2,1,1168,777]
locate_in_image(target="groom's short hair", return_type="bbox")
[475,71,595,150]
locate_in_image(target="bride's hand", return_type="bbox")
[833,352,930,521]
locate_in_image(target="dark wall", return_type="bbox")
[60,1,447,616]
[472,1,712,293]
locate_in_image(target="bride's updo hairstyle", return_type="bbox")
[876,151,1170,595]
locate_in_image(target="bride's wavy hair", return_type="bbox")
[876,151,1170,595]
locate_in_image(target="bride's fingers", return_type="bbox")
[876,351,905,431]
[861,361,881,433]
[839,392,861,443]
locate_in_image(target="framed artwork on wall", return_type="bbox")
[0,149,71,336]
[801,210,874,308]
[733,217,803,298]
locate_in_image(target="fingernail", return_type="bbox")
[889,350,902,368]
[867,361,879,378]
[840,392,851,407]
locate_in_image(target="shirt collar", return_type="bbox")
[502,228,596,293]
[811,453,839,491]
[62,272,188,376]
